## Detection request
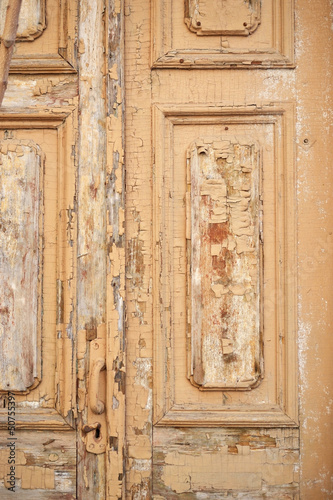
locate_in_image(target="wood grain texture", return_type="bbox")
[0,119,78,491]
[188,140,261,389]
[0,0,45,41]
[185,0,261,36]
[153,427,299,498]
[125,0,153,497]
[152,0,294,68]
[0,0,22,105]
[0,430,76,497]
[0,141,42,391]
[5,0,77,74]
[0,0,331,498]
[105,0,126,497]
[76,0,107,497]
[152,103,297,428]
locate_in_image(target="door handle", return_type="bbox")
[82,422,101,434]
[89,358,106,415]
[84,335,107,454]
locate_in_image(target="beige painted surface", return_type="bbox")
[0,0,126,497]
[0,0,332,498]
[0,0,46,41]
[0,141,42,391]
[188,139,261,389]
[126,0,333,498]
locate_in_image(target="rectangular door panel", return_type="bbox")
[0,111,77,494]
[125,0,333,498]
[153,104,297,427]
[0,140,42,392]
[0,0,77,73]
[153,0,294,68]
[188,138,261,390]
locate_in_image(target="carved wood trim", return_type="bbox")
[0,108,73,127]
[184,0,261,36]
[153,103,297,427]
[0,409,74,430]
[152,0,294,69]
[186,139,263,391]
[8,0,77,74]
[0,140,44,393]
[0,109,77,430]
[0,0,46,42]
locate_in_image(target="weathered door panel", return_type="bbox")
[0,0,126,498]
[0,3,79,496]
[0,110,78,498]
[0,0,332,498]
[125,0,333,498]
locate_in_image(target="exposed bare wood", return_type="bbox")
[0,430,76,496]
[0,111,77,499]
[185,0,261,35]
[125,0,330,496]
[0,0,332,497]
[187,140,261,389]
[76,0,107,497]
[0,0,22,106]
[106,0,126,497]
[154,427,299,498]
[0,0,46,41]
[152,103,297,428]
[0,141,42,392]
[0,0,77,75]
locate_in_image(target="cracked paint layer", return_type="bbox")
[0,430,76,496]
[0,0,46,41]
[153,0,294,68]
[185,0,261,36]
[0,0,331,497]
[154,427,299,498]
[125,0,153,495]
[76,0,107,497]
[188,140,261,389]
[0,141,43,392]
[105,0,126,498]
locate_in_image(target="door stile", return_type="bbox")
[76,0,107,497]
[76,1,126,498]
[105,0,126,498]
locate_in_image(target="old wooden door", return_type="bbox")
[125,0,333,499]
[0,0,125,498]
[0,0,332,499]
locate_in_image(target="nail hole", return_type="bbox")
[197,21,201,26]
[179,58,184,63]
[243,22,247,27]
[303,138,309,144]
[225,126,229,131]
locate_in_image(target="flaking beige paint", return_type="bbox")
[0,0,332,498]
[188,140,261,389]
[0,142,42,392]
[127,0,332,498]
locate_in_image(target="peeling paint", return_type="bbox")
[185,0,261,36]
[188,140,261,389]
[0,141,43,391]
[0,0,46,41]
[0,0,332,498]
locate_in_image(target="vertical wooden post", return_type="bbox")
[106,1,126,497]
[76,0,107,497]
